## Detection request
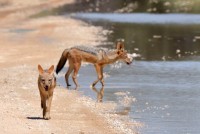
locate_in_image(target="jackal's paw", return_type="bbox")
[67,84,71,87]
[44,116,51,120]
[91,83,96,88]
[44,113,51,120]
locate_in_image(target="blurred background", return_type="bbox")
[40,0,200,61]
[56,0,200,13]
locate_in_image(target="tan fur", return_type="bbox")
[56,41,132,89]
[38,64,56,120]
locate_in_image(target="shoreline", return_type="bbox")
[0,0,140,133]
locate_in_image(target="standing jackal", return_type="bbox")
[38,65,56,120]
[56,40,132,89]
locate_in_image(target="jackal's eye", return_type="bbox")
[48,79,52,83]
[41,79,45,84]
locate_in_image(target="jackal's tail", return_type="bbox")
[56,49,69,74]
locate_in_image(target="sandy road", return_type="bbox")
[0,0,139,133]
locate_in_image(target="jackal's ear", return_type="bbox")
[116,40,124,50]
[48,65,54,74]
[117,50,122,55]
[38,64,44,75]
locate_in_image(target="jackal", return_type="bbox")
[38,65,56,120]
[56,40,133,89]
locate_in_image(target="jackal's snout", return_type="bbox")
[126,60,132,65]
[126,61,131,65]
[44,85,49,91]
[126,54,133,65]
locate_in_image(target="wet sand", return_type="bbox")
[0,0,139,133]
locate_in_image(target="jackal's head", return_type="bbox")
[38,64,55,91]
[116,40,133,65]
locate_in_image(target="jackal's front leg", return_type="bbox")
[42,99,46,119]
[44,96,53,120]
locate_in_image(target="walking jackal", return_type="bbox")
[38,65,56,120]
[56,40,133,89]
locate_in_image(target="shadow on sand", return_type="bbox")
[26,117,44,120]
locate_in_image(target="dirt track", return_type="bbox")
[0,0,139,133]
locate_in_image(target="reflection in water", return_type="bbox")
[91,86,133,115]
[116,107,131,116]
[52,0,200,14]
[91,86,104,102]
[114,91,136,116]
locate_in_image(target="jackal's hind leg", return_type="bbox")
[72,63,81,90]
[65,65,74,87]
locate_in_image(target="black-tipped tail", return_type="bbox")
[56,49,69,74]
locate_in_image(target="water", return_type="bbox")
[72,13,200,61]
[57,11,200,134]
[74,13,200,24]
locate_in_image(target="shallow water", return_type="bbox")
[57,61,200,134]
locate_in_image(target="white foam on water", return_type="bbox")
[110,61,123,69]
